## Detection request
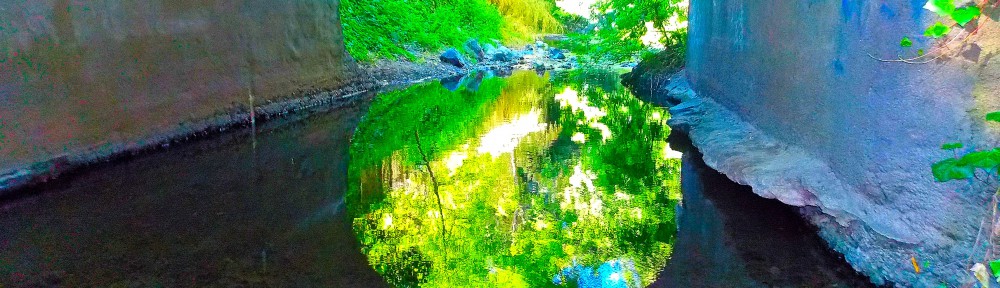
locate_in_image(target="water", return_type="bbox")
[0,69,871,287]
[655,134,874,288]
[347,70,680,287]
[0,96,385,287]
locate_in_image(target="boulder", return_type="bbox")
[465,39,485,61]
[483,43,497,57]
[491,46,517,62]
[549,48,566,60]
[439,48,466,68]
[532,61,546,71]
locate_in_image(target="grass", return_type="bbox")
[341,0,561,62]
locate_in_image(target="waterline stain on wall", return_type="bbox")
[0,0,360,177]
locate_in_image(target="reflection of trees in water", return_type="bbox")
[347,69,681,287]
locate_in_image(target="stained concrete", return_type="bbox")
[633,0,1000,286]
[0,1,362,188]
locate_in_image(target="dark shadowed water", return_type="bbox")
[0,95,388,287]
[0,70,872,287]
[653,133,875,288]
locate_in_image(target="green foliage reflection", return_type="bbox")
[347,70,680,287]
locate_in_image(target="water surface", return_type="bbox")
[0,69,872,287]
[347,69,680,287]
[0,96,387,287]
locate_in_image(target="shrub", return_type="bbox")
[488,0,563,44]
[562,0,687,63]
[341,0,562,62]
[341,0,505,62]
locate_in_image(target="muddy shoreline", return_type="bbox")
[0,56,519,202]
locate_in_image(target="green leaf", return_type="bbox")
[990,259,1000,278]
[918,49,926,56]
[924,22,951,39]
[941,142,964,150]
[925,0,956,16]
[951,6,981,26]
[900,36,913,47]
[987,111,1000,123]
[958,149,1000,169]
[932,158,975,182]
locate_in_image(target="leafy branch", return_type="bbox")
[932,111,1000,284]
[870,0,995,64]
[414,130,449,255]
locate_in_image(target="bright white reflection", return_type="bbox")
[561,164,605,217]
[556,87,615,141]
[556,0,598,18]
[477,109,548,158]
[445,150,468,174]
[382,214,393,229]
[589,122,613,141]
[663,145,683,159]
[555,87,606,121]
[568,164,596,192]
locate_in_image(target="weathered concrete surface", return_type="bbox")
[0,1,362,191]
[637,0,1000,286]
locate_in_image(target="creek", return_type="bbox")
[0,69,872,287]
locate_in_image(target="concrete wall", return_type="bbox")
[681,0,1000,286]
[0,0,359,180]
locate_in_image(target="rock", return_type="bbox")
[465,39,485,61]
[491,46,517,62]
[549,48,566,60]
[439,74,465,91]
[483,43,497,57]
[535,41,546,49]
[491,53,511,62]
[465,71,485,92]
[439,48,466,68]
[543,34,569,42]
[532,61,546,71]
[492,66,513,77]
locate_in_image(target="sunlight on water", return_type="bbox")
[477,109,548,158]
[347,69,681,287]
[555,87,606,121]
